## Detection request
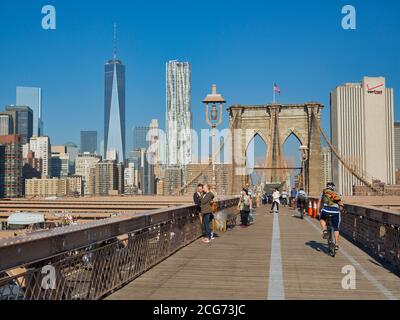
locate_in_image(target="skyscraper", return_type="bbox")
[395,121,400,171]
[0,114,12,135]
[4,105,33,144]
[166,61,192,167]
[104,25,125,163]
[80,131,98,154]
[0,135,23,198]
[29,136,51,178]
[133,126,149,150]
[331,77,396,195]
[16,87,42,136]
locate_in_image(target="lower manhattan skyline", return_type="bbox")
[0,0,399,149]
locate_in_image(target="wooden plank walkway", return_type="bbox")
[106,207,400,300]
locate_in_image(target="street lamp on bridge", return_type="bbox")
[299,145,309,191]
[203,84,226,188]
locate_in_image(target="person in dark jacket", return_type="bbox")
[193,184,204,215]
[200,184,215,244]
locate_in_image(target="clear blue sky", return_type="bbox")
[0,0,399,156]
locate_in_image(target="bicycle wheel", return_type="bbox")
[328,228,336,257]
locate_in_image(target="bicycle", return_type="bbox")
[297,199,306,220]
[325,214,336,257]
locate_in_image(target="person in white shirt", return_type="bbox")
[270,188,281,213]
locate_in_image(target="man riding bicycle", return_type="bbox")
[318,182,345,251]
[296,188,308,218]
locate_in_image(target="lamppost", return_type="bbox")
[203,84,226,188]
[299,145,309,191]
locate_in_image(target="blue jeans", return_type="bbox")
[202,213,212,239]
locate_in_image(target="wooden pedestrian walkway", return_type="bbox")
[106,207,400,300]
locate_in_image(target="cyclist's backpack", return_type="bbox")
[297,192,307,201]
[322,189,341,206]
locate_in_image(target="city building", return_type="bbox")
[166,61,192,168]
[75,153,101,195]
[51,146,69,178]
[0,135,23,198]
[89,160,124,196]
[395,121,400,171]
[133,126,149,150]
[29,136,51,178]
[124,162,139,194]
[25,176,83,198]
[22,150,42,181]
[3,106,33,144]
[65,142,79,174]
[139,148,155,195]
[80,131,98,154]
[321,146,332,187]
[0,114,12,135]
[66,175,83,196]
[331,77,396,195]
[104,27,126,163]
[148,119,162,180]
[16,87,42,136]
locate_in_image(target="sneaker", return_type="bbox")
[202,238,210,244]
[322,230,328,240]
[335,245,340,251]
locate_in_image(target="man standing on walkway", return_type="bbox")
[200,184,215,244]
[193,184,204,215]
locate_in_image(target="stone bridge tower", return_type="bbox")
[228,103,324,196]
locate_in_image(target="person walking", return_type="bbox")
[281,190,289,207]
[290,187,298,208]
[200,184,215,244]
[270,188,281,213]
[237,188,252,227]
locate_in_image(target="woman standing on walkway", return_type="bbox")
[200,184,215,244]
[238,189,252,227]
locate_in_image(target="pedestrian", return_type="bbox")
[237,188,252,227]
[193,183,204,235]
[200,184,215,244]
[271,188,281,213]
[290,187,298,208]
[281,190,288,207]
[193,184,204,215]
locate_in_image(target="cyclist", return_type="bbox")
[318,182,345,251]
[296,188,308,218]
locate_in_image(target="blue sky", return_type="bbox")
[0,0,399,158]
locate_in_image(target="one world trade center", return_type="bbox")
[104,25,125,163]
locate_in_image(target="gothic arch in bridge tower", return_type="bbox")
[228,103,324,196]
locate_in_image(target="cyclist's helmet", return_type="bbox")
[326,182,335,190]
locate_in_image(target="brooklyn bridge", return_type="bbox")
[0,103,399,300]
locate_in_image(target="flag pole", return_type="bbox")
[273,82,276,104]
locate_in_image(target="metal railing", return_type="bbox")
[340,204,400,272]
[0,197,239,300]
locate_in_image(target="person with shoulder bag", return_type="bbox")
[238,188,251,227]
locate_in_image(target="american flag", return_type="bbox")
[274,83,281,95]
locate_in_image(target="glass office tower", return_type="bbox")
[80,131,98,154]
[104,56,125,163]
[16,87,42,136]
